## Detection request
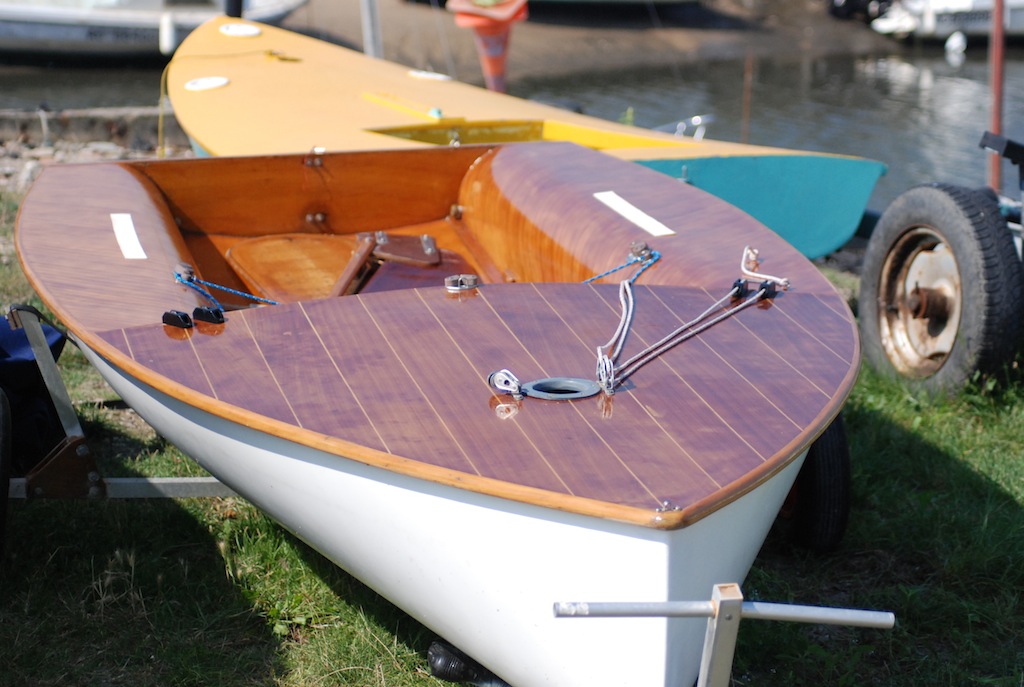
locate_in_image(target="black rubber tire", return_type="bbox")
[792,414,851,553]
[859,183,1024,395]
[0,388,12,557]
[427,641,508,686]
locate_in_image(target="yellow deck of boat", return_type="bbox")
[166,15,813,161]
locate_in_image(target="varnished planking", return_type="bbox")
[726,294,858,402]
[351,287,593,488]
[139,146,494,238]
[299,297,486,474]
[16,141,860,529]
[16,164,203,334]
[477,284,724,507]
[94,284,827,514]
[106,327,215,400]
[235,305,383,445]
[459,143,842,301]
[451,284,675,506]
[634,288,836,433]
[571,285,782,490]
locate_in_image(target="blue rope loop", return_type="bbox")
[584,244,662,285]
[174,269,278,311]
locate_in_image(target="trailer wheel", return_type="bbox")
[859,183,1024,395]
[1,388,11,556]
[790,414,850,553]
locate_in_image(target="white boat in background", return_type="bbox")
[871,0,1023,38]
[0,0,307,56]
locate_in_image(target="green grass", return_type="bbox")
[2,185,1023,686]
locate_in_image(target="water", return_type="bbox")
[4,45,1024,213]
[511,46,1024,213]
[0,63,165,110]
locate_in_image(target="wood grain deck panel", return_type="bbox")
[568,285,779,489]
[429,283,679,505]
[298,297,490,475]
[475,284,726,506]
[119,319,304,422]
[15,164,204,334]
[630,287,834,434]
[235,306,385,446]
[345,287,606,492]
[104,327,215,399]
[774,294,859,364]
[727,294,858,401]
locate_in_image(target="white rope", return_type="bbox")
[596,281,636,393]
[597,246,790,394]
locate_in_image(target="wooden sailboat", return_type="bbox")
[16,141,859,687]
[164,16,886,260]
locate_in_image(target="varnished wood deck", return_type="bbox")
[15,141,859,528]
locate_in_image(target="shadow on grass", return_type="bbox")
[735,374,1024,686]
[0,415,284,687]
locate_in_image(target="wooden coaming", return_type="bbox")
[15,141,859,529]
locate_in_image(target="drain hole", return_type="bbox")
[521,377,601,400]
[533,380,584,395]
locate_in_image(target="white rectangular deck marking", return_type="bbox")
[593,191,676,237]
[110,213,148,260]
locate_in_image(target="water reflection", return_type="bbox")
[513,47,1024,211]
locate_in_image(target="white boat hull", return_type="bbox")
[0,0,306,55]
[82,340,805,687]
[872,0,1024,37]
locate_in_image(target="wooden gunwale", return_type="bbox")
[15,142,860,531]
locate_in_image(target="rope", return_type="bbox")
[595,246,789,395]
[174,267,278,311]
[585,241,661,285]
[595,281,636,392]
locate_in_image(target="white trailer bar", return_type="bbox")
[555,583,895,687]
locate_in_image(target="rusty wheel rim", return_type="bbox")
[876,227,962,378]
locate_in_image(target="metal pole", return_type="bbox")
[360,0,383,58]
[554,596,895,629]
[990,0,1006,190]
[8,308,82,439]
[555,584,895,687]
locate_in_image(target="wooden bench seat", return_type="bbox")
[224,220,477,302]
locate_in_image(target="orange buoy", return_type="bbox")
[447,0,528,93]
